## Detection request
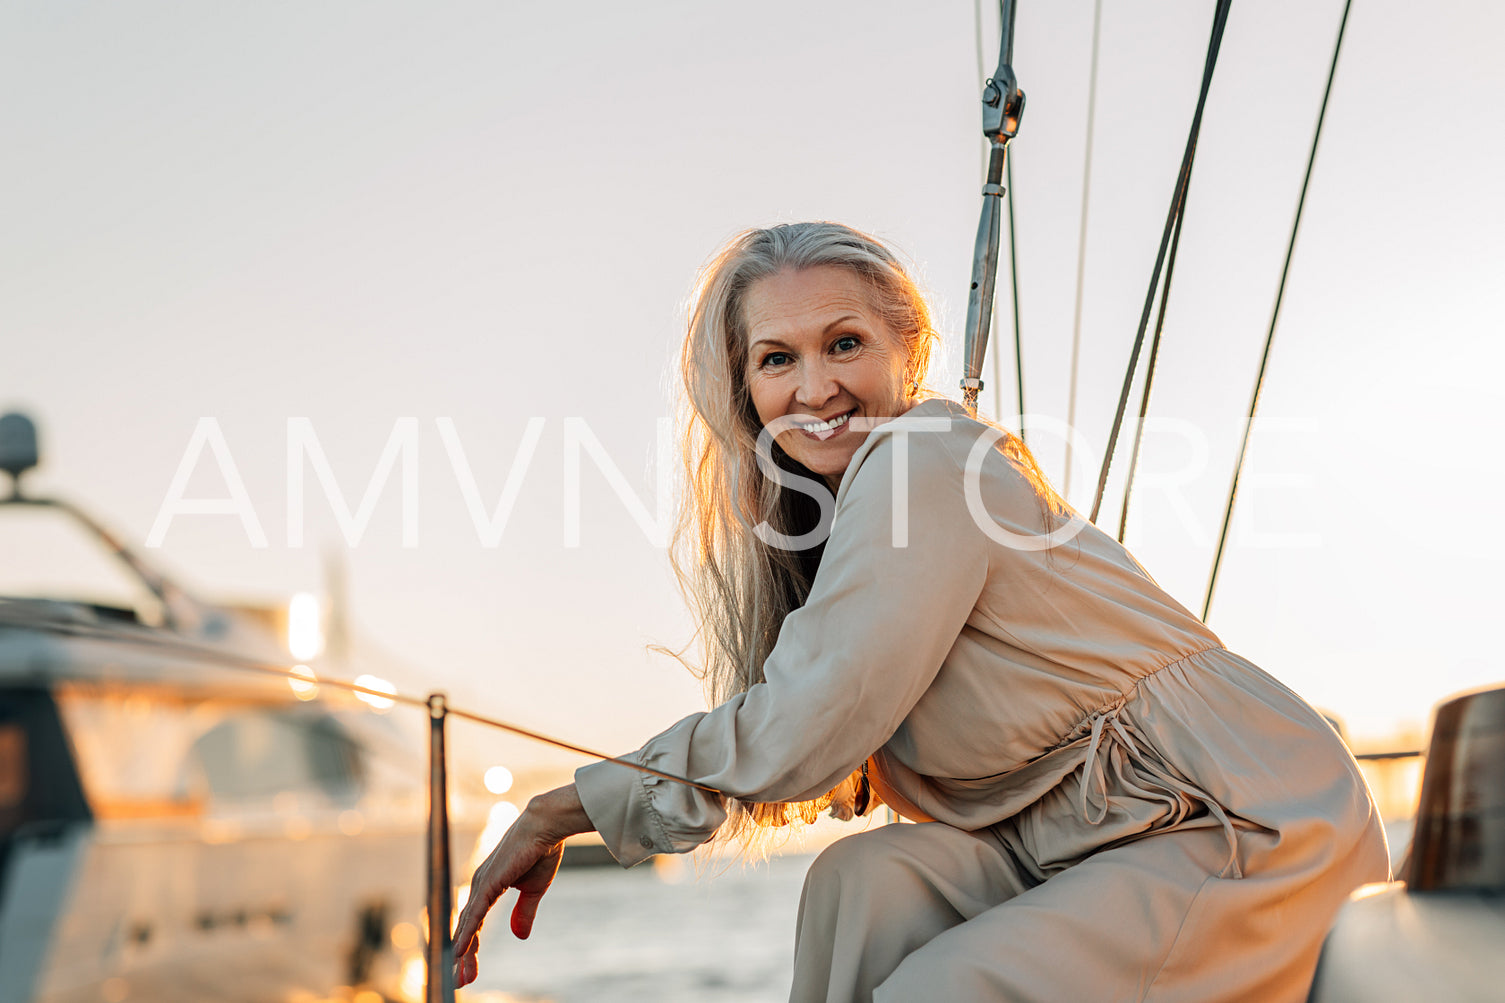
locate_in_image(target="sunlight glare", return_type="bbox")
[288,663,319,701]
[354,674,397,711]
[483,765,514,794]
[287,592,324,660]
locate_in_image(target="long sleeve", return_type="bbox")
[575,417,990,866]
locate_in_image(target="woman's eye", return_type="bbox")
[761,352,792,368]
[833,336,860,353]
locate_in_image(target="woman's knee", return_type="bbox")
[806,822,960,888]
[802,826,913,911]
[802,822,1014,921]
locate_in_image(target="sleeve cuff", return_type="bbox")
[574,756,664,868]
[574,727,730,868]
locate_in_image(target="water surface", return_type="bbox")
[472,852,813,1002]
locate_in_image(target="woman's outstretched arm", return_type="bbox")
[452,783,594,988]
[576,419,991,865]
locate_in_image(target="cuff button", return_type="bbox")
[639,836,654,849]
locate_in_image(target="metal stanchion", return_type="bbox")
[425,693,455,1003]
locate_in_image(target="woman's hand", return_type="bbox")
[452,783,595,988]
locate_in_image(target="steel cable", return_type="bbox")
[1118,179,1194,543]
[1063,0,1104,499]
[974,0,1026,433]
[3,613,721,793]
[1203,0,1354,621]
[1006,154,1026,442]
[1090,0,1232,524]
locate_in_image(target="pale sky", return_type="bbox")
[4,0,1502,772]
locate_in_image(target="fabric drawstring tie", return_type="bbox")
[1078,708,1244,879]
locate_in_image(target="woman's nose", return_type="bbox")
[795,360,839,409]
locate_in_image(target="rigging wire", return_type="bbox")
[1006,155,1026,443]
[974,0,1027,435]
[1062,0,1103,500]
[1118,174,1195,543]
[1090,0,1232,524]
[7,613,722,793]
[1203,0,1354,621]
[976,0,1004,420]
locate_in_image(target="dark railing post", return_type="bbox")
[425,692,455,1003]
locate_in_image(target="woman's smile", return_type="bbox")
[793,409,853,441]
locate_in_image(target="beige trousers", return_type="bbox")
[791,820,1379,1003]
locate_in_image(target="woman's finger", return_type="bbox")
[507,840,564,940]
[454,869,510,961]
[511,888,544,940]
[453,844,521,954]
[453,932,480,988]
[453,896,488,959]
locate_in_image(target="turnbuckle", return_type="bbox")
[982,65,1026,143]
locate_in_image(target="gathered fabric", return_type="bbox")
[1078,704,1241,879]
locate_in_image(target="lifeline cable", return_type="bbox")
[1203,0,1354,621]
[3,612,722,793]
[1090,0,1232,524]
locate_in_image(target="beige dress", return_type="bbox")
[575,397,1389,1002]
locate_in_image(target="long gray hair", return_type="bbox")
[670,222,939,836]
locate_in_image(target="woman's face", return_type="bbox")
[743,265,915,487]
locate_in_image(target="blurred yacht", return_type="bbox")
[0,413,483,1003]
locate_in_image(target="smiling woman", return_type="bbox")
[452,222,1388,1002]
[668,223,970,834]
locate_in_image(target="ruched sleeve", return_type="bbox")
[575,415,990,866]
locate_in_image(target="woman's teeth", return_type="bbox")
[800,411,850,440]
